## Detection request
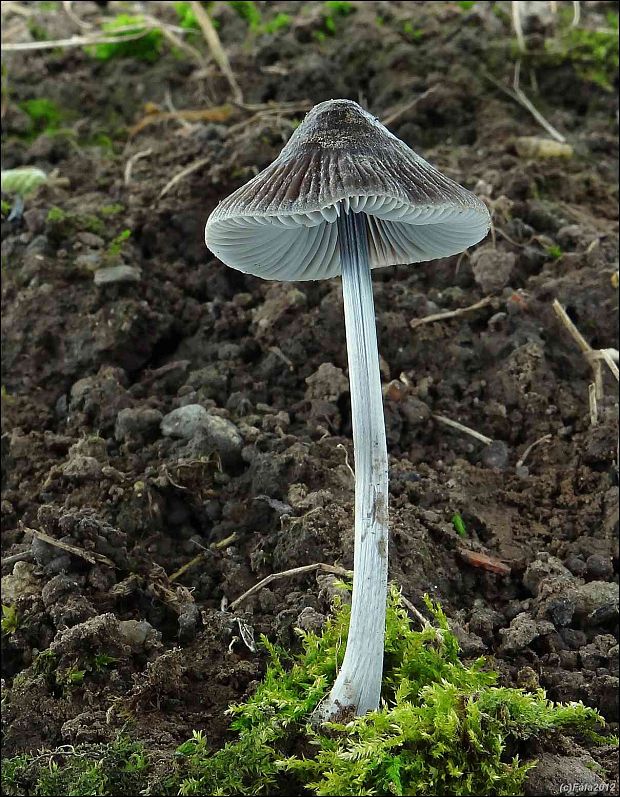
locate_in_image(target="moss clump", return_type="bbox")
[85,14,164,62]
[46,205,106,242]
[1,736,149,797]
[540,10,619,90]
[2,590,610,796]
[19,98,64,138]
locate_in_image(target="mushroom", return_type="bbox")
[205,99,490,720]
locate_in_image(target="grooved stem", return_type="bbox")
[315,210,389,720]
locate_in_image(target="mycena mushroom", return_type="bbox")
[205,99,490,720]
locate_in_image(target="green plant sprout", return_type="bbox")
[451,512,468,537]
[546,244,563,260]
[1,604,19,635]
[229,1,262,30]
[315,0,354,39]
[107,229,132,260]
[19,98,63,136]
[264,13,291,34]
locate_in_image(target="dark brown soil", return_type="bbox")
[1,1,618,793]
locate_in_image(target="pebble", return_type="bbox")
[191,415,244,469]
[1,562,41,604]
[585,554,614,581]
[161,404,209,440]
[573,581,619,623]
[295,607,326,633]
[499,612,554,653]
[481,440,510,470]
[305,362,349,402]
[471,245,516,294]
[522,554,573,597]
[93,265,141,285]
[115,407,163,442]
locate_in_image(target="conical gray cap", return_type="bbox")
[205,99,490,281]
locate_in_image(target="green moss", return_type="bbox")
[263,13,291,34]
[85,14,163,62]
[1,736,149,797]
[46,206,67,223]
[543,14,619,90]
[19,98,63,136]
[402,20,424,41]
[100,203,125,217]
[2,590,611,796]
[546,244,563,260]
[173,1,201,31]
[46,205,106,243]
[228,1,262,30]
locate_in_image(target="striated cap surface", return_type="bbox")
[205,99,490,281]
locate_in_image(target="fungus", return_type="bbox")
[205,99,490,720]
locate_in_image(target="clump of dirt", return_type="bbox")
[1,1,618,793]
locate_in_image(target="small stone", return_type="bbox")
[400,397,431,426]
[61,455,102,481]
[481,440,510,470]
[118,619,159,649]
[499,612,554,653]
[523,554,573,597]
[560,628,587,649]
[585,554,613,581]
[191,416,244,469]
[565,555,587,577]
[115,407,163,442]
[471,245,516,294]
[75,252,103,272]
[544,595,575,627]
[161,405,209,440]
[305,362,349,402]
[76,231,104,248]
[295,607,326,633]
[1,562,41,603]
[93,265,141,285]
[573,581,619,624]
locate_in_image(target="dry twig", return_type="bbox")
[399,595,432,629]
[190,0,243,102]
[159,156,210,198]
[25,528,115,568]
[482,62,566,144]
[229,563,353,612]
[432,414,493,446]
[124,147,153,185]
[169,533,238,582]
[62,1,93,31]
[381,86,438,127]
[410,296,494,329]
[552,299,619,426]
[516,433,552,469]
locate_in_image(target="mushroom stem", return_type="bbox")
[316,209,389,720]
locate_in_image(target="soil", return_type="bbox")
[1,1,618,794]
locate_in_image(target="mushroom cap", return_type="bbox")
[205,99,490,281]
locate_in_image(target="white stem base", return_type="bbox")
[314,210,389,722]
